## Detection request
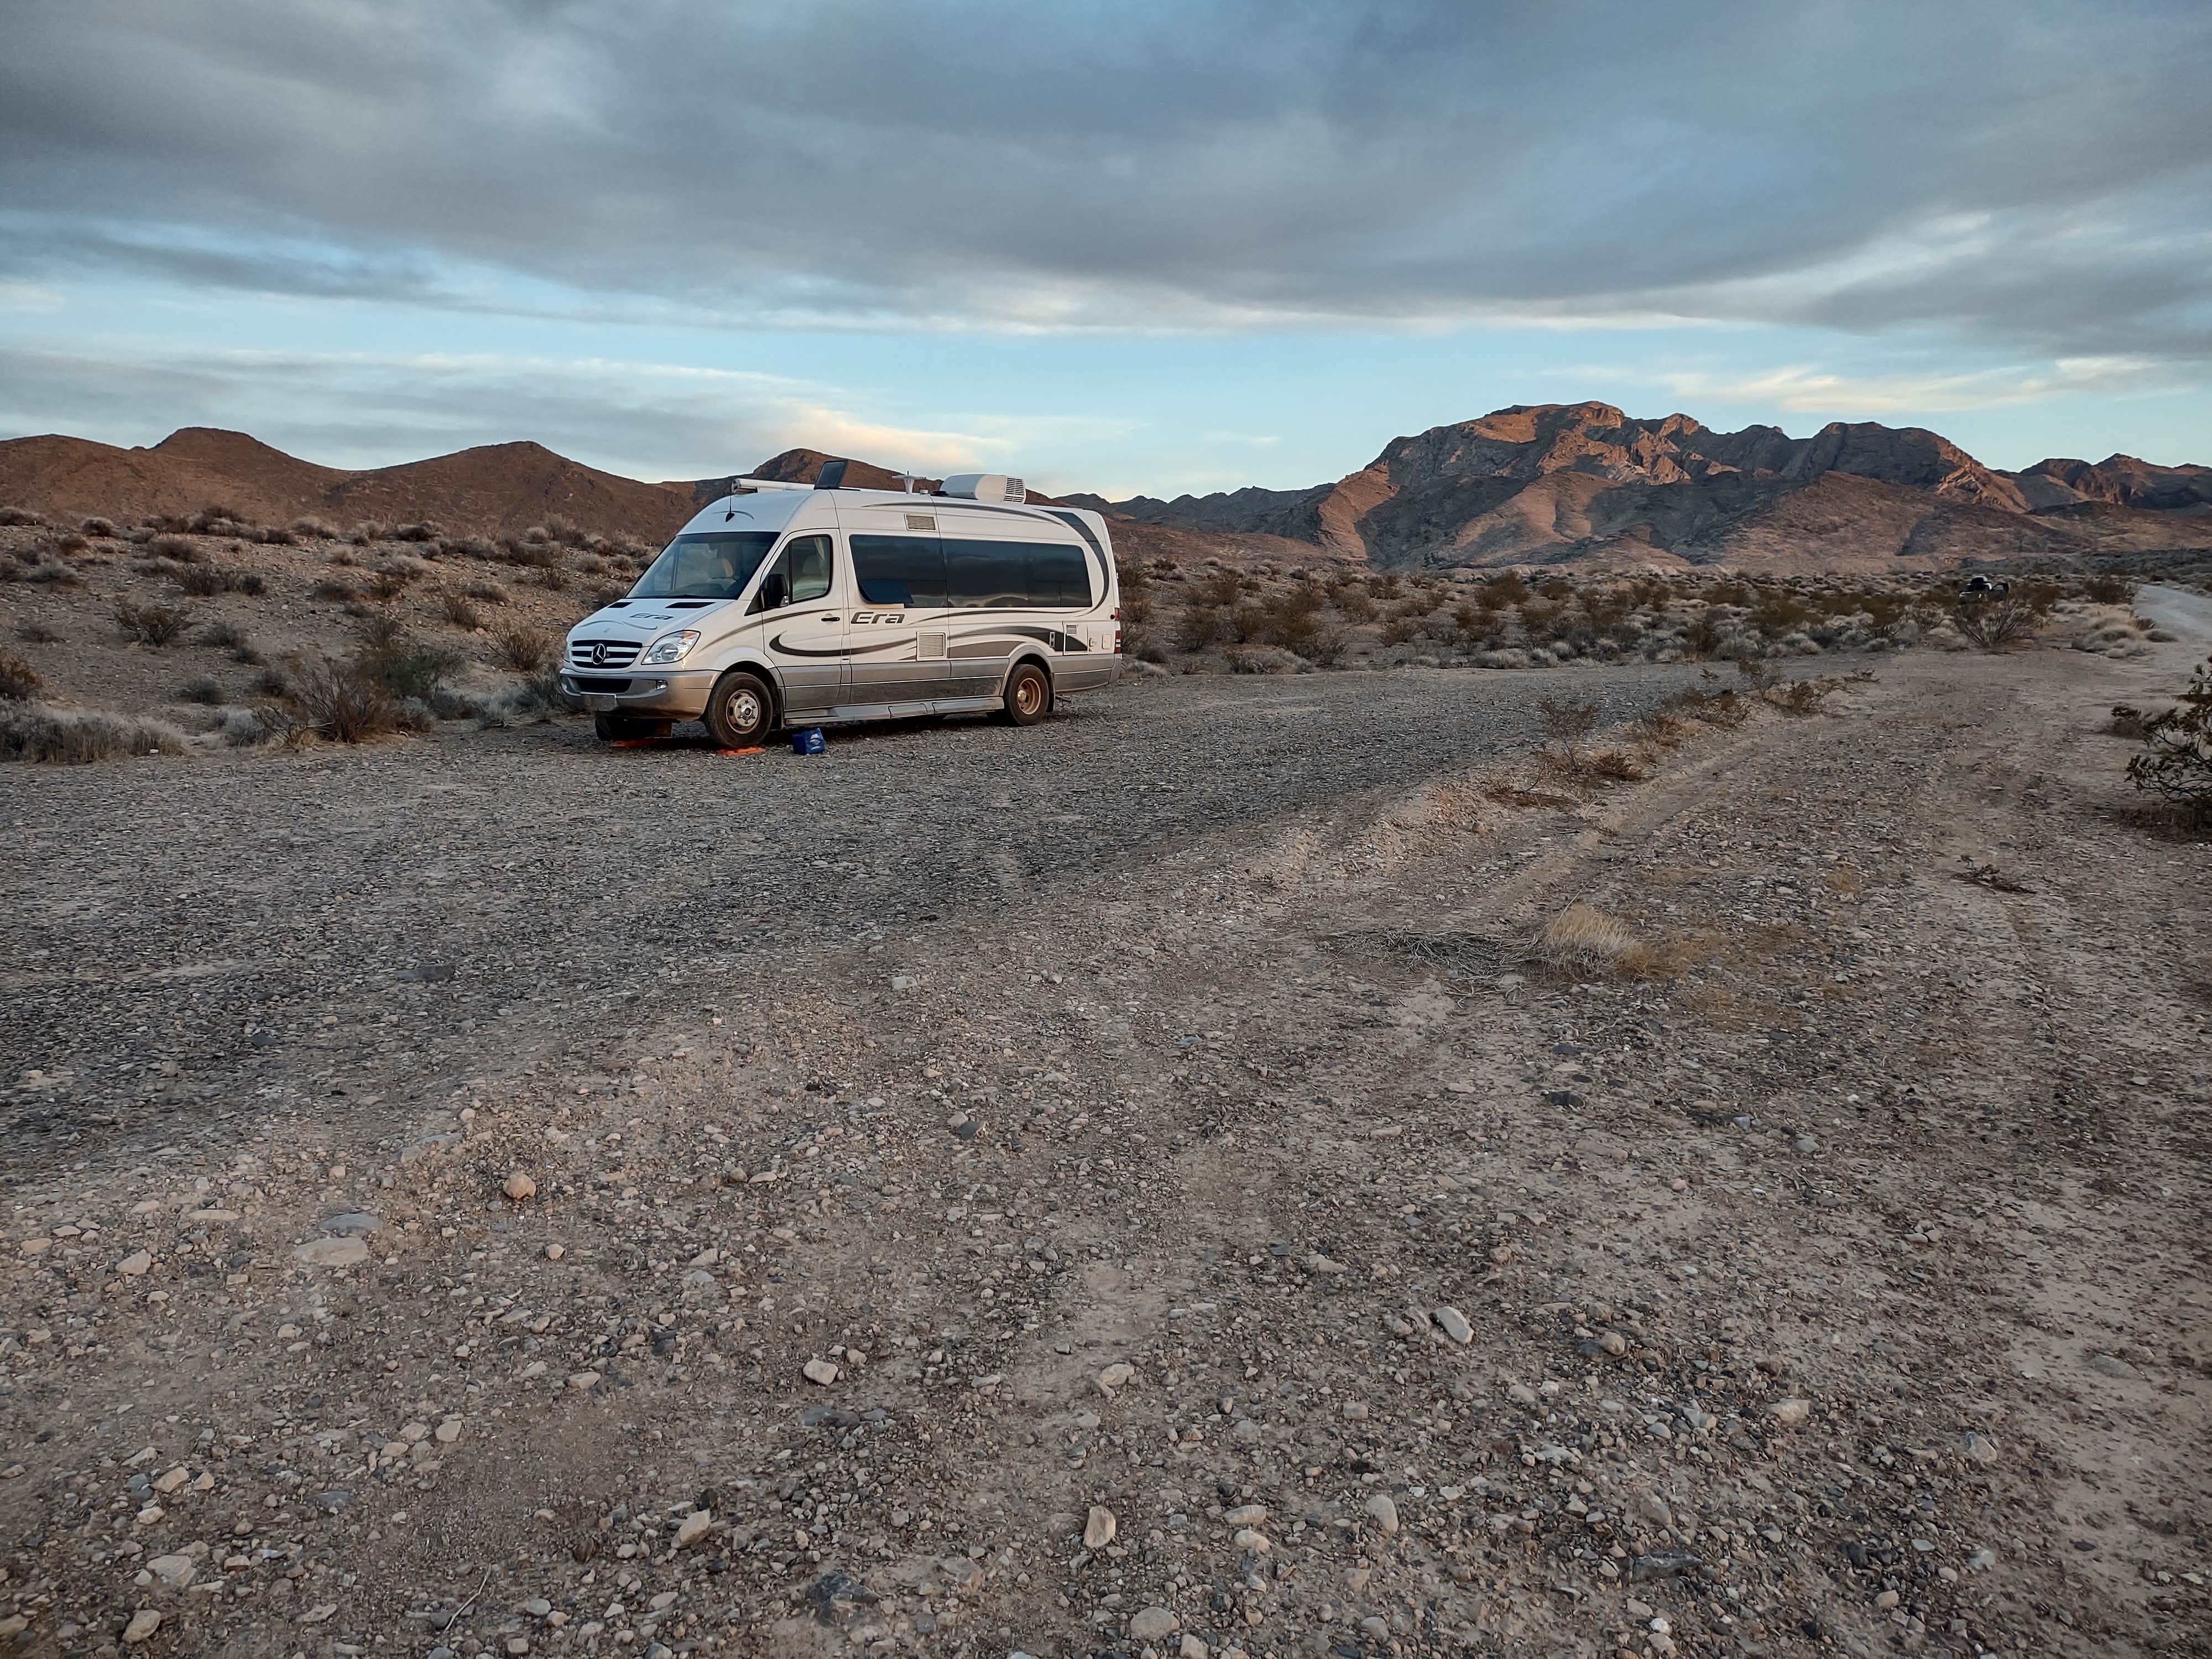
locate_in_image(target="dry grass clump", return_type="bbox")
[283,655,426,743]
[0,649,42,700]
[170,562,265,597]
[492,625,552,673]
[0,704,191,763]
[114,599,193,646]
[440,590,486,630]
[0,506,46,527]
[17,620,62,644]
[1530,902,1668,978]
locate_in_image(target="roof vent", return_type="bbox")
[941,473,1025,504]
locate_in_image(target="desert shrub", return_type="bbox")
[530,564,570,592]
[221,706,297,747]
[1176,600,1232,653]
[1667,686,1749,728]
[1333,586,1378,622]
[1681,608,1727,658]
[50,531,90,557]
[1952,594,2049,649]
[146,533,201,562]
[114,599,192,646]
[17,621,62,644]
[1303,627,1349,667]
[2082,573,2131,605]
[0,555,79,586]
[1734,656,1782,690]
[369,570,410,602]
[1529,902,1666,978]
[291,516,336,539]
[545,517,591,549]
[175,675,226,705]
[283,654,411,743]
[462,580,510,606]
[355,622,461,705]
[198,620,249,653]
[392,521,440,543]
[1538,696,1599,752]
[0,649,41,700]
[250,666,291,698]
[1766,679,1828,716]
[1224,644,1306,675]
[171,563,263,597]
[0,704,191,763]
[311,579,364,602]
[508,665,575,719]
[345,522,387,546]
[443,534,498,561]
[1749,591,1812,634]
[0,507,46,527]
[440,590,485,630]
[78,517,116,537]
[2117,656,2212,827]
[585,585,628,612]
[1379,615,1421,646]
[1629,709,1684,748]
[185,504,253,535]
[492,625,552,673]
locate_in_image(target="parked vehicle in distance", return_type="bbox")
[561,466,1124,746]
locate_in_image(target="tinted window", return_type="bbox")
[631,531,777,599]
[852,534,948,607]
[944,539,1094,608]
[945,539,1030,608]
[1030,542,1093,607]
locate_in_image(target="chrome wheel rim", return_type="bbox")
[1015,676,1043,716]
[725,688,761,731]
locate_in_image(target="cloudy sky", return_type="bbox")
[3,0,2208,496]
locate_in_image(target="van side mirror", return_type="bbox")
[761,572,789,610]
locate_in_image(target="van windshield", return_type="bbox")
[631,531,779,599]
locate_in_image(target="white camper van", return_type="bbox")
[560,467,1123,747]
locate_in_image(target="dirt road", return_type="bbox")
[1,635,2205,1659]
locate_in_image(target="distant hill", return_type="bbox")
[3,406,2204,570]
[1072,403,2211,572]
[0,427,697,541]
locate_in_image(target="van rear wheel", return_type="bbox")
[706,670,775,748]
[1003,661,1052,726]
[593,713,672,742]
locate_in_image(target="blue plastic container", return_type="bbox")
[791,726,827,756]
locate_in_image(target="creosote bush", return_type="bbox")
[114,599,193,646]
[2117,655,2212,828]
[1530,903,1667,978]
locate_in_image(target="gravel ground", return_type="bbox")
[2,636,2205,1659]
[0,662,1721,1178]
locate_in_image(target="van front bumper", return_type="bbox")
[560,668,715,719]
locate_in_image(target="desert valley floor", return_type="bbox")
[1,620,2207,1659]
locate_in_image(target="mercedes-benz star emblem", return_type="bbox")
[591,642,609,666]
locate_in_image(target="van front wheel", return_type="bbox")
[706,670,775,748]
[1003,661,1052,726]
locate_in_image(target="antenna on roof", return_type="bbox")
[814,460,848,490]
[895,473,914,494]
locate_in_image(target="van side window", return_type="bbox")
[751,534,834,612]
[851,534,948,608]
[945,539,1093,608]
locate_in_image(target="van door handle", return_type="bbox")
[820,613,839,621]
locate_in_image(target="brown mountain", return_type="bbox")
[0,427,696,541]
[1076,402,2209,571]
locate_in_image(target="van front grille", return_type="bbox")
[569,638,641,669]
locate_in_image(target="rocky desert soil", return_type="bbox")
[2,615,2207,1659]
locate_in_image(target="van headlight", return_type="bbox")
[641,630,701,665]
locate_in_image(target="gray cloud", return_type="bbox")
[2,0,2208,354]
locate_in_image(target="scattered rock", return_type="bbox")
[147,1553,195,1587]
[1433,1305,1473,1344]
[2089,1354,2137,1379]
[1097,1362,1136,1393]
[1770,1397,1813,1427]
[123,1609,161,1644]
[1223,1503,1269,1526]
[117,1250,153,1277]
[1128,1605,1179,1641]
[1084,1505,1118,1550]
[802,1358,841,1385]
[294,1236,369,1269]
[324,1212,381,1235]
[675,1510,714,1547]
[502,1172,537,1201]
[1365,1492,1400,1535]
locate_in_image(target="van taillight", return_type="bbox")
[1112,606,1123,654]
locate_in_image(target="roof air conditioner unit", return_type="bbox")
[941,473,1025,503]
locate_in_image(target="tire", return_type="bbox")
[593,713,672,742]
[705,670,775,748]
[1002,660,1052,726]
